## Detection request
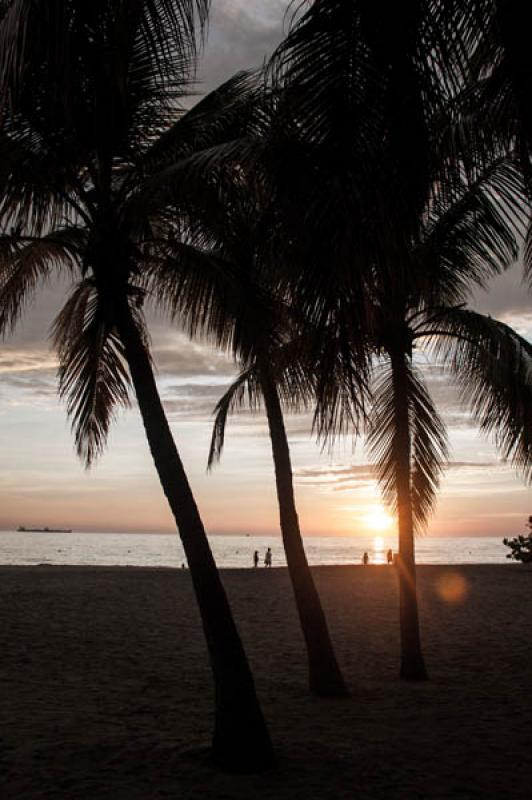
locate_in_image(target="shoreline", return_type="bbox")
[0,561,524,573]
[0,529,514,536]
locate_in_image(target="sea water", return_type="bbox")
[0,530,512,568]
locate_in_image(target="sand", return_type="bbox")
[1,563,531,799]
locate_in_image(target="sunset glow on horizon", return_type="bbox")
[363,509,394,533]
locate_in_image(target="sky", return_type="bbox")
[1,1,532,539]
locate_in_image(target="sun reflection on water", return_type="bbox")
[372,535,384,563]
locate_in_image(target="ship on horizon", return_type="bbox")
[17,525,72,533]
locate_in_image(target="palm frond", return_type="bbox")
[207,340,317,470]
[310,314,370,443]
[0,0,211,208]
[269,0,468,231]
[139,70,259,173]
[415,157,527,306]
[0,0,209,95]
[422,307,532,482]
[410,375,449,528]
[0,121,88,235]
[52,280,131,466]
[523,216,532,284]
[144,239,274,365]
[0,228,82,336]
[367,359,448,531]
[207,366,259,469]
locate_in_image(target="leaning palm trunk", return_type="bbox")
[258,360,348,696]
[390,349,428,681]
[115,298,274,771]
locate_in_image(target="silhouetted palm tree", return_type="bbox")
[363,159,532,679]
[0,0,273,770]
[145,162,353,695]
[268,1,532,678]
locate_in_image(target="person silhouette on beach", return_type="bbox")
[253,550,259,568]
[362,551,369,565]
[387,549,393,565]
[264,547,272,568]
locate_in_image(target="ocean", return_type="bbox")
[0,530,513,568]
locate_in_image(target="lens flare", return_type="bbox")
[436,572,469,604]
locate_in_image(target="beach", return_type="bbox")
[1,564,531,799]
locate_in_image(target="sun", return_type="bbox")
[364,507,393,533]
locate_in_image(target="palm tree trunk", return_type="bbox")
[258,360,348,696]
[115,299,274,771]
[390,349,428,681]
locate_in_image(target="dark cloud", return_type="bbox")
[196,1,291,93]
[470,260,531,320]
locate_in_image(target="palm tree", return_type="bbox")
[363,158,532,679]
[266,0,532,679]
[212,345,350,697]
[144,163,353,696]
[0,1,273,771]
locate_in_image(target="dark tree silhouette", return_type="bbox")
[144,161,351,696]
[503,517,532,563]
[363,160,532,679]
[0,0,273,771]
[267,0,532,678]
[437,0,532,268]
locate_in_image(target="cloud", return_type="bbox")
[153,344,236,377]
[1,374,57,399]
[148,324,237,378]
[295,464,377,491]
[447,460,498,469]
[296,464,375,480]
[162,381,231,398]
[197,1,291,92]
[470,260,532,321]
[0,347,58,406]
[294,459,500,495]
[161,381,229,418]
[0,348,58,375]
